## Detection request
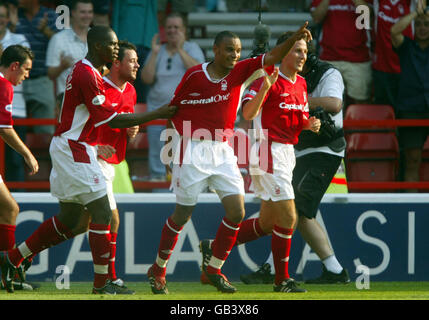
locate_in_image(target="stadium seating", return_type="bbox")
[345,132,399,192]
[344,104,399,192]
[344,104,396,140]
[24,133,53,184]
[419,136,429,182]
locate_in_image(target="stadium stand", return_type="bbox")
[419,136,429,182]
[24,132,53,189]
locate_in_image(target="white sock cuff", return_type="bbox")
[322,254,343,274]
[18,242,32,259]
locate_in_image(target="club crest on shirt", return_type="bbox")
[221,80,228,91]
[92,94,106,106]
[5,104,12,113]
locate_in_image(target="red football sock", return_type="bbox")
[206,217,240,275]
[8,216,73,267]
[271,225,294,285]
[235,218,266,245]
[0,224,16,251]
[153,217,183,277]
[89,223,111,289]
[109,232,117,281]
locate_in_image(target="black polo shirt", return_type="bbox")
[395,36,429,113]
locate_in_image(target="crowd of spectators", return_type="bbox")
[1,0,428,192]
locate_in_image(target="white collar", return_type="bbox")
[81,58,102,77]
[103,76,128,93]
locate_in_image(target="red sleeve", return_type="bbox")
[0,81,13,128]
[169,67,194,107]
[233,54,265,81]
[78,68,117,127]
[242,78,265,103]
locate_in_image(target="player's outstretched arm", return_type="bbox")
[108,104,177,128]
[263,21,312,67]
[0,128,39,175]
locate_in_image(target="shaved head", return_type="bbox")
[87,25,116,47]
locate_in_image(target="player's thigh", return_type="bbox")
[85,195,113,225]
[0,182,19,223]
[265,198,297,228]
[257,200,277,234]
[71,209,91,235]
[58,201,87,230]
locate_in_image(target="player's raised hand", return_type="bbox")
[293,21,313,42]
[97,145,116,159]
[263,67,279,90]
[24,154,39,176]
[151,34,161,54]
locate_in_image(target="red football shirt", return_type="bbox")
[90,77,137,164]
[0,72,14,129]
[171,54,272,141]
[243,72,309,145]
[371,0,414,73]
[311,0,371,62]
[55,59,118,143]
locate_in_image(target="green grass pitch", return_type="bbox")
[1,281,428,300]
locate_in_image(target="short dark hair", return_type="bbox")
[87,25,115,48]
[214,30,239,46]
[117,40,137,61]
[0,45,34,67]
[276,31,296,46]
[165,12,186,27]
[70,0,93,10]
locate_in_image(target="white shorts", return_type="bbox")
[171,139,245,206]
[49,136,107,206]
[0,174,2,184]
[97,158,116,210]
[250,141,295,202]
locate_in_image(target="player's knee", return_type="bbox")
[172,204,194,226]
[0,200,19,224]
[225,206,245,224]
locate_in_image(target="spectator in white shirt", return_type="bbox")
[46,0,93,105]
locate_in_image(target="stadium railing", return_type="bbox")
[0,117,170,191]
[2,116,429,192]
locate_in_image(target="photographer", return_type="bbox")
[240,44,350,285]
[292,47,349,283]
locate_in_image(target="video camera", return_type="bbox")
[310,106,337,141]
